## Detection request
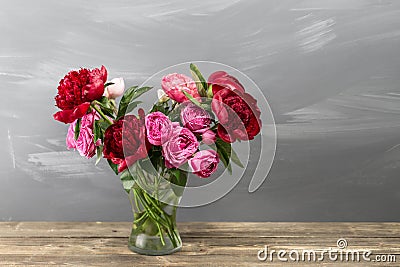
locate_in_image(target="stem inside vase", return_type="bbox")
[128,183,184,255]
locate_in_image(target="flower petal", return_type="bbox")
[53,102,91,124]
[217,124,234,143]
[101,65,108,83]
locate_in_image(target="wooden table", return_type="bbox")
[0,222,398,266]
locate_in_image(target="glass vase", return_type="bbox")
[127,162,187,255]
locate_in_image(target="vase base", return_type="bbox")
[128,244,182,256]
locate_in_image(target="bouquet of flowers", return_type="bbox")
[53,63,261,255]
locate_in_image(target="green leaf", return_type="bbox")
[167,101,185,120]
[95,97,116,118]
[150,101,167,114]
[215,138,232,174]
[170,169,186,186]
[93,121,102,142]
[122,180,135,193]
[74,118,81,140]
[95,146,102,165]
[207,84,214,98]
[98,96,111,106]
[230,147,244,168]
[119,86,138,104]
[120,169,131,180]
[120,169,135,193]
[199,99,214,115]
[169,169,187,197]
[123,101,142,116]
[132,86,152,99]
[97,119,110,132]
[190,63,207,97]
[181,90,201,107]
[117,86,152,119]
[107,159,119,175]
[117,86,137,119]
[98,97,113,110]
[190,69,207,97]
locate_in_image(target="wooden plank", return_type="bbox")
[0,222,398,266]
[1,222,400,237]
[0,237,399,254]
[0,255,396,267]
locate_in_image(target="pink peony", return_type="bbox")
[180,103,211,134]
[145,112,173,146]
[188,150,219,178]
[66,110,101,158]
[162,126,199,168]
[105,77,125,99]
[202,130,216,145]
[161,73,199,103]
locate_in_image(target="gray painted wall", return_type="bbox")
[0,0,399,221]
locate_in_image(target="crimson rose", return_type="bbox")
[53,66,107,123]
[212,88,261,143]
[103,111,148,173]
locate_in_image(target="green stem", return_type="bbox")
[143,193,164,217]
[91,103,113,125]
[135,189,168,228]
[147,197,178,246]
[140,187,176,229]
[133,212,148,224]
[165,228,176,247]
[133,185,180,248]
[156,221,166,246]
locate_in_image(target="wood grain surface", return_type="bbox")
[0,222,398,266]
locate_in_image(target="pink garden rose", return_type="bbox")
[180,103,211,134]
[66,110,101,158]
[202,130,216,145]
[161,73,199,103]
[188,150,219,178]
[105,77,125,99]
[162,126,199,168]
[145,112,173,146]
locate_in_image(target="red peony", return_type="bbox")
[53,66,107,123]
[208,71,245,95]
[212,88,261,143]
[103,110,148,173]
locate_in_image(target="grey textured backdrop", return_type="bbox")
[1,0,399,221]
